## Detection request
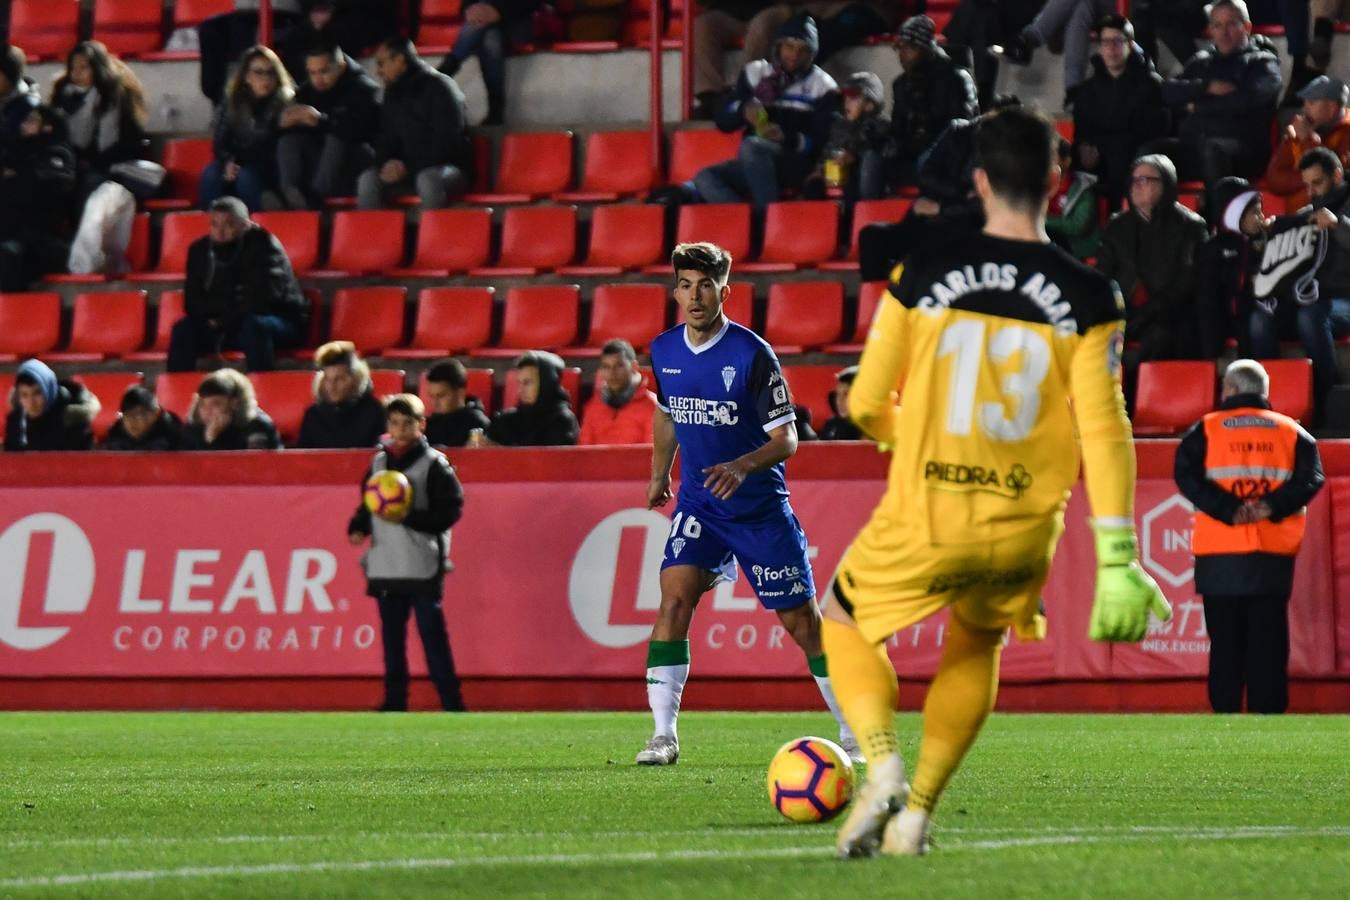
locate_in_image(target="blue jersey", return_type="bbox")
[651,318,796,521]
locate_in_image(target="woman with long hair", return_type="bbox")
[200,45,295,211]
[50,40,149,180]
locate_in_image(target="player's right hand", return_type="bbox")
[1088,523,1172,642]
[647,475,672,509]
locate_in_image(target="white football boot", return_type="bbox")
[838,735,865,766]
[881,807,932,856]
[635,734,679,766]
[835,777,907,858]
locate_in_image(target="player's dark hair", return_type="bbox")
[426,359,468,389]
[974,107,1056,214]
[671,242,732,285]
[385,393,425,420]
[1299,146,1342,177]
[600,338,637,363]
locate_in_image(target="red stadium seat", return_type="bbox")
[420,366,496,415]
[826,281,887,352]
[556,131,656,201]
[474,285,581,356]
[387,287,495,359]
[559,204,665,275]
[1261,358,1314,423]
[466,132,575,203]
[10,1,80,60]
[328,287,407,354]
[369,368,407,399]
[645,203,750,272]
[0,292,63,361]
[782,365,842,433]
[741,201,840,272]
[764,282,844,352]
[252,211,320,274]
[503,365,583,410]
[126,213,152,272]
[249,371,316,444]
[575,283,668,353]
[167,0,233,29]
[49,292,148,362]
[126,290,186,362]
[314,210,406,276]
[391,208,493,277]
[1133,361,1217,436]
[723,282,754,330]
[73,371,146,439]
[153,372,203,419]
[668,129,742,185]
[470,206,577,276]
[129,211,209,281]
[1054,119,1074,143]
[93,0,165,56]
[417,0,464,51]
[148,138,213,210]
[821,199,913,271]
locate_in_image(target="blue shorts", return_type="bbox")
[660,502,816,610]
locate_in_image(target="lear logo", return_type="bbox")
[0,514,95,651]
[568,509,669,648]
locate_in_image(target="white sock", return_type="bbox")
[647,664,689,740]
[813,674,855,744]
[869,752,905,787]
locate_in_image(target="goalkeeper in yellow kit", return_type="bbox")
[824,107,1172,859]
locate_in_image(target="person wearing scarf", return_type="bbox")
[579,339,658,445]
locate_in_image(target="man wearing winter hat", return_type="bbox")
[811,71,890,201]
[1266,76,1350,212]
[890,14,978,188]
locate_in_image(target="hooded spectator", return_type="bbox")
[818,365,863,440]
[486,351,580,446]
[101,385,183,451]
[890,14,978,187]
[0,104,77,290]
[579,339,657,445]
[4,358,100,451]
[201,45,296,211]
[1265,76,1350,212]
[182,368,283,450]
[297,340,387,448]
[423,359,492,448]
[50,41,149,187]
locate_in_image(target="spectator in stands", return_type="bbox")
[1197,176,1266,359]
[805,72,890,202]
[101,385,183,451]
[277,36,380,209]
[485,351,580,446]
[0,45,38,156]
[348,393,467,712]
[1131,1,1206,74]
[693,0,776,119]
[297,340,387,449]
[818,365,862,440]
[1072,15,1169,212]
[182,368,283,450]
[424,360,492,448]
[0,104,77,291]
[1097,154,1209,366]
[50,41,149,197]
[436,0,542,125]
[579,339,657,445]
[740,1,903,69]
[693,15,838,208]
[199,0,304,105]
[943,0,1041,108]
[359,37,472,211]
[201,46,296,212]
[1149,0,1281,185]
[168,197,308,373]
[1264,76,1350,213]
[996,0,1118,106]
[1047,137,1101,259]
[888,14,979,189]
[277,2,395,84]
[3,359,99,452]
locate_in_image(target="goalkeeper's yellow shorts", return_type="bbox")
[833,513,1065,644]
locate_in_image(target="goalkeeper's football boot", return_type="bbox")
[880,808,932,857]
[835,776,907,858]
[635,734,679,766]
[838,735,866,766]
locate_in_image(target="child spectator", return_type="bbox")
[1047,137,1100,260]
[4,358,99,452]
[423,359,492,448]
[201,45,296,211]
[347,394,467,712]
[578,339,657,445]
[804,71,890,203]
[818,365,862,440]
[182,368,283,450]
[101,385,184,451]
[297,340,386,449]
[485,351,580,446]
[1198,176,1267,360]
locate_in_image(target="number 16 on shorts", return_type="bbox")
[667,511,702,560]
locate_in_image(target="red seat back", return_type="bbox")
[249,371,318,444]
[782,365,842,432]
[148,290,187,352]
[93,0,164,56]
[851,281,887,343]
[410,287,495,353]
[764,282,843,350]
[369,368,407,399]
[329,287,407,354]
[1133,361,1217,436]
[669,129,742,184]
[579,131,655,195]
[68,291,148,355]
[156,211,210,274]
[407,208,492,273]
[0,292,62,356]
[73,371,145,439]
[584,205,665,269]
[154,372,203,419]
[587,284,668,350]
[171,0,235,28]
[327,210,406,273]
[253,211,320,273]
[498,206,578,270]
[759,201,840,265]
[847,199,913,261]
[722,282,754,330]
[11,0,80,59]
[499,286,580,350]
[159,139,214,206]
[496,132,575,196]
[1261,358,1314,423]
[675,203,750,262]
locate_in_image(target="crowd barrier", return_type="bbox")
[2,442,1348,712]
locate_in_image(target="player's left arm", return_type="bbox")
[703,422,797,500]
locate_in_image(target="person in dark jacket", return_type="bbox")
[101,385,183,451]
[424,358,491,448]
[348,393,467,711]
[0,104,77,291]
[1096,153,1209,367]
[276,37,380,209]
[49,41,149,195]
[4,358,99,452]
[803,71,890,202]
[0,46,39,157]
[1196,175,1268,359]
[297,340,387,448]
[1072,16,1169,211]
[437,0,541,125]
[167,197,309,372]
[1174,359,1324,714]
[889,14,978,188]
[358,36,471,210]
[485,350,580,446]
[818,365,862,440]
[694,15,838,208]
[201,45,296,211]
[1147,0,1281,185]
[182,368,283,450]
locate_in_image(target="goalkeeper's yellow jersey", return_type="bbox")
[850,232,1136,546]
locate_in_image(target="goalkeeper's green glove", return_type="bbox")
[1089,523,1173,642]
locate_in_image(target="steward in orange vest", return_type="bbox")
[1173,360,1324,714]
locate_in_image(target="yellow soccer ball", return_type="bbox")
[363,470,412,520]
[766,736,856,823]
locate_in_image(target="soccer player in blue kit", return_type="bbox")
[635,242,857,766]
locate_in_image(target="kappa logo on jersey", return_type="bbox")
[789,581,808,596]
[666,396,739,426]
[924,460,1034,499]
[721,365,735,392]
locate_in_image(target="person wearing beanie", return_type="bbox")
[804,70,891,202]
[4,358,100,452]
[818,365,862,441]
[297,340,387,449]
[1197,176,1269,359]
[483,350,580,446]
[889,14,978,189]
[101,385,184,451]
[1265,76,1350,212]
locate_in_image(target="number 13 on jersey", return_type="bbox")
[937,320,1051,442]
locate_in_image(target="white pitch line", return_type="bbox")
[2,826,1348,890]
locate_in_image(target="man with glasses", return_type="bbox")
[994,0,1116,105]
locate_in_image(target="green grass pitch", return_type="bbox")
[2,711,1347,897]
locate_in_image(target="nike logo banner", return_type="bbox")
[1252,219,1326,306]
